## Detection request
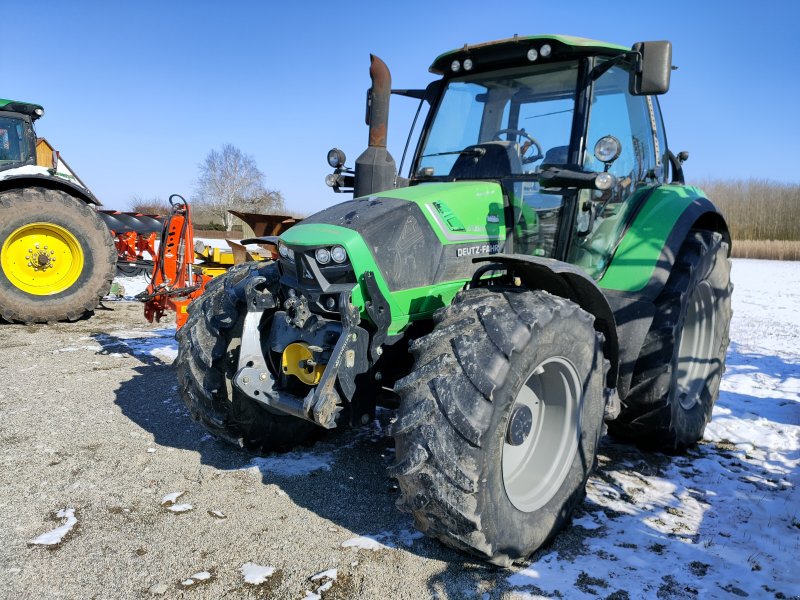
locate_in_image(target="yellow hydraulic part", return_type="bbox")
[1,222,84,295]
[281,342,325,386]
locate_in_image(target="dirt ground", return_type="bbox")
[0,302,520,599]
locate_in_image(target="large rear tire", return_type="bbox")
[608,230,732,451]
[0,187,116,323]
[175,262,319,453]
[391,288,606,565]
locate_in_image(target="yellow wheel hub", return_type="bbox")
[1,222,84,295]
[281,342,325,386]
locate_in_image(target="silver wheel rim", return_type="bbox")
[502,357,582,512]
[676,280,717,410]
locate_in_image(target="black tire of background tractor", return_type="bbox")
[608,230,732,451]
[0,187,116,324]
[390,288,607,565]
[175,261,320,453]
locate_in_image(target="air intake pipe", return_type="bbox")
[354,54,397,198]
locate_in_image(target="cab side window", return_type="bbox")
[569,63,662,278]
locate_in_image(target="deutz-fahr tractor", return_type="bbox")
[0,99,115,323]
[176,35,732,564]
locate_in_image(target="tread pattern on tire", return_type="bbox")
[391,287,604,562]
[609,230,733,451]
[175,262,319,453]
[0,186,116,324]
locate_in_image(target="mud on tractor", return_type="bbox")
[176,35,732,564]
[0,100,116,323]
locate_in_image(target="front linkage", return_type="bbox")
[232,271,389,429]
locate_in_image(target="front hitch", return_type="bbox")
[232,281,370,429]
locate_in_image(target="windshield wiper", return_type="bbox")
[421,147,487,158]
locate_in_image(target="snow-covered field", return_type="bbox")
[1,259,798,599]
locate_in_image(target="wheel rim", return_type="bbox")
[676,280,716,410]
[1,222,84,295]
[502,356,582,512]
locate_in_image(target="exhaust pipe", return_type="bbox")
[354,54,397,198]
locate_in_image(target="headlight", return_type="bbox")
[331,245,347,263]
[595,172,616,191]
[278,242,294,261]
[540,44,552,58]
[327,148,346,168]
[315,247,331,264]
[594,135,622,164]
[451,60,461,72]
[527,48,538,62]
[463,58,474,71]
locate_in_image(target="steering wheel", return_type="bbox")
[492,128,544,164]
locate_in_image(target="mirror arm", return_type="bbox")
[589,51,638,82]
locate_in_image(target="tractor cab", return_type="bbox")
[327,35,674,278]
[0,100,41,170]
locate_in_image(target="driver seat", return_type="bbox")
[448,141,523,180]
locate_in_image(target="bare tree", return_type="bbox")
[195,144,284,230]
[129,195,170,215]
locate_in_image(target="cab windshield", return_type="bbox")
[415,60,579,179]
[0,115,36,167]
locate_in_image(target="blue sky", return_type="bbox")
[5,0,798,214]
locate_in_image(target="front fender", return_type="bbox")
[473,254,619,389]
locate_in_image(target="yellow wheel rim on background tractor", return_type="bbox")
[1,223,84,295]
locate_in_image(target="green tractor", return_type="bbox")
[176,35,732,564]
[0,99,115,323]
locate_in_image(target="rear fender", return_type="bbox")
[0,174,101,206]
[598,185,730,400]
[473,254,619,390]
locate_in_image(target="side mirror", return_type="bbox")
[630,41,672,95]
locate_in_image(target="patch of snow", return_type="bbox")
[111,274,151,300]
[310,568,337,581]
[341,535,390,551]
[28,508,77,546]
[94,328,177,363]
[160,491,184,505]
[208,510,226,519]
[240,562,275,585]
[180,571,212,586]
[146,447,156,454]
[166,503,193,513]
[246,450,335,477]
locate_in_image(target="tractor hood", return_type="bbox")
[278,181,508,329]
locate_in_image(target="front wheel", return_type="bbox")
[391,288,607,564]
[175,262,320,453]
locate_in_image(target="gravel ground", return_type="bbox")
[0,302,505,599]
[1,262,798,600]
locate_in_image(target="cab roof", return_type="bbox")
[430,34,629,76]
[0,98,45,120]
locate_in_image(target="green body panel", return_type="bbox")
[280,182,507,334]
[599,185,706,292]
[380,182,507,244]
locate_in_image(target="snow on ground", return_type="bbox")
[240,562,276,585]
[91,327,178,363]
[27,509,77,546]
[48,258,796,598]
[507,259,800,599]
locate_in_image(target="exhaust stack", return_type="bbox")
[354,54,397,198]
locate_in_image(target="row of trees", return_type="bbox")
[131,144,285,231]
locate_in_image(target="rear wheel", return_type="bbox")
[0,187,116,323]
[175,262,319,453]
[391,288,606,564]
[609,230,732,451]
